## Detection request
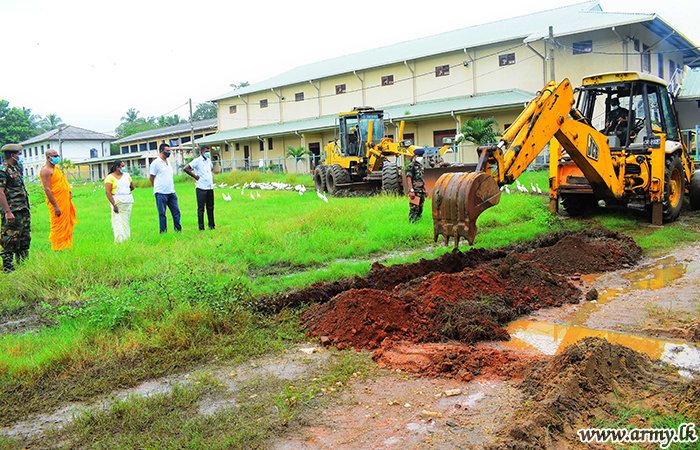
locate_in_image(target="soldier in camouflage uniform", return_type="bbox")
[0,144,31,272]
[405,148,426,223]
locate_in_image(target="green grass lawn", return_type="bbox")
[1,167,698,433]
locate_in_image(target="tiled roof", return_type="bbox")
[112,118,217,145]
[22,126,115,146]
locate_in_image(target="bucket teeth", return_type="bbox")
[432,172,501,248]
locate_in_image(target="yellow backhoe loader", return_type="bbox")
[314,107,464,195]
[433,71,700,247]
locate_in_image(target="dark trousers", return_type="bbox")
[196,188,215,230]
[155,193,182,233]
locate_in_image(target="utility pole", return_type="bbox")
[189,98,195,173]
[549,26,556,82]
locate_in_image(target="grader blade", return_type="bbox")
[432,172,501,247]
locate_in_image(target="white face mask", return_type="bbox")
[416,157,424,164]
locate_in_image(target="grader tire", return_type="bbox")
[326,164,351,195]
[314,164,328,192]
[381,161,400,195]
[663,154,685,222]
[689,170,700,211]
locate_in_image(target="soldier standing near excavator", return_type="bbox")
[406,148,426,223]
[0,144,31,272]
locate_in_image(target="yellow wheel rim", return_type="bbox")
[669,169,681,207]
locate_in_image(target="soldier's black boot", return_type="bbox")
[2,256,14,273]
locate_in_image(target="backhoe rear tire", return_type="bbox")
[326,164,351,195]
[689,170,700,210]
[314,164,328,193]
[662,154,684,222]
[560,193,598,216]
[381,161,400,195]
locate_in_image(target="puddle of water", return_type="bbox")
[568,256,699,326]
[504,320,700,372]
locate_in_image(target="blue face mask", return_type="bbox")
[121,167,127,173]
[51,156,61,165]
[162,151,171,158]
[204,152,210,159]
[16,155,23,165]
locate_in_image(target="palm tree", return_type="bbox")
[457,118,501,146]
[120,108,139,125]
[286,146,312,173]
[37,113,66,132]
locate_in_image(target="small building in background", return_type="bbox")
[20,126,115,180]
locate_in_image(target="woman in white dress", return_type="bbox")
[104,160,135,243]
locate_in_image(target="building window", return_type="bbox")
[335,84,346,95]
[194,134,202,139]
[90,148,98,158]
[130,144,138,153]
[633,39,640,52]
[295,92,304,102]
[381,75,394,86]
[23,149,27,158]
[573,40,592,55]
[435,65,450,77]
[259,140,264,151]
[34,147,37,156]
[121,146,129,154]
[149,141,158,150]
[658,53,664,78]
[236,143,240,151]
[181,136,191,144]
[260,99,268,108]
[267,137,273,150]
[139,143,147,152]
[41,145,44,154]
[642,44,651,73]
[670,60,677,77]
[229,105,237,114]
[499,53,516,66]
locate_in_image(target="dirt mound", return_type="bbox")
[520,226,641,275]
[372,341,545,382]
[488,337,678,449]
[301,257,579,351]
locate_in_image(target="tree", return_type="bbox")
[121,108,140,125]
[286,145,312,173]
[0,100,38,143]
[38,113,66,132]
[230,81,250,90]
[192,103,217,121]
[457,118,501,146]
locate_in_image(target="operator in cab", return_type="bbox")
[406,148,426,223]
[605,97,629,145]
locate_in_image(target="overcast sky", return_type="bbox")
[1,0,699,136]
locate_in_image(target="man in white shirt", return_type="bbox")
[149,143,182,233]
[184,145,216,231]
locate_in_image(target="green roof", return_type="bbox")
[679,69,700,99]
[196,89,534,145]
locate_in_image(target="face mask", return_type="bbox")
[121,167,126,173]
[16,155,23,165]
[51,156,61,164]
[416,157,424,164]
[204,152,210,159]
[611,105,619,111]
[162,151,171,158]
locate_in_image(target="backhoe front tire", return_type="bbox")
[689,170,700,210]
[381,161,400,195]
[326,164,351,195]
[560,193,598,216]
[662,154,684,222]
[314,164,328,193]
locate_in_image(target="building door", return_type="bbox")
[433,129,456,147]
[244,145,250,170]
[309,142,320,169]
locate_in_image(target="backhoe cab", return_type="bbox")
[433,72,699,247]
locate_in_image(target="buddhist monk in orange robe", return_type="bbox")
[40,149,78,250]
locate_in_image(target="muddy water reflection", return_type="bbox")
[504,321,700,373]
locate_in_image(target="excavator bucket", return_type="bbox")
[432,172,501,247]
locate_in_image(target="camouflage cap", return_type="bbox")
[1,143,22,154]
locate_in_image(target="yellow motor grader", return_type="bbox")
[314,107,462,195]
[433,71,700,247]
